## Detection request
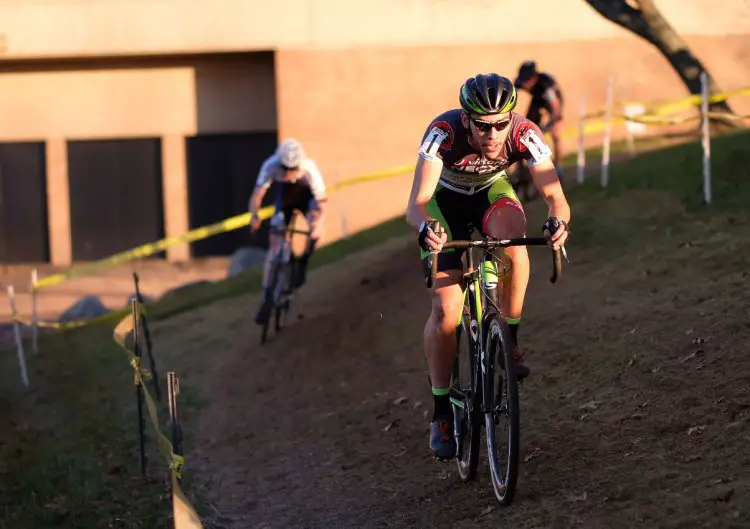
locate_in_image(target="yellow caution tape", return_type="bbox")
[12,306,131,331]
[327,164,415,192]
[113,302,204,529]
[34,206,276,290]
[632,86,750,116]
[34,163,417,292]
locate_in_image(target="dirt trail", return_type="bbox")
[155,231,749,529]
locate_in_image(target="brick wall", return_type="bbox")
[275,34,750,244]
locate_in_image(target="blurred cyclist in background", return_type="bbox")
[248,139,327,325]
[514,60,565,180]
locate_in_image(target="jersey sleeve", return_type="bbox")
[513,119,553,168]
[302,159,327,200]
[418,117,455,163]
[255,156,276,190]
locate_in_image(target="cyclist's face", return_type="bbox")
[464,112,512,159]
[280,165,301,181]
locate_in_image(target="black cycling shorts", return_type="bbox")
[420,176,524,276]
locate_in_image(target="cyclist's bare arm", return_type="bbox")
[544,92,563,166]
[248,184,268,213]
[406,157,442,232]
[529,158,570,246]
[248,185,267,214]
[548,96,563,128]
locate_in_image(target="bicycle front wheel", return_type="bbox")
[451,306,480,482]
[274,259,295,332]
[482,310,520,505]
[260,256,285,344]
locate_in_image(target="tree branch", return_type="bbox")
[583,0,653,41]
[583,0,736,127]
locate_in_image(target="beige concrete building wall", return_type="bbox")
[276,34,750,244]
[0,0,747,58]
[0,53,276,140]
[0,52,277,264]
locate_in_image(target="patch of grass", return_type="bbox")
[0,324,181,528]
[553,129,750,249]
[578,128,750,209]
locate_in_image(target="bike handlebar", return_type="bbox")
[425,234,563,289]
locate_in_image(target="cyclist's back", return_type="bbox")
[525,73,563,127]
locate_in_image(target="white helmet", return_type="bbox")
[276,138,305,168]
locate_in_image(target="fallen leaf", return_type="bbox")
[688,425,707,436]
[523,448,543,463]
[709,488,735,503]
[480,506,495,516]
[383,421,398,432]
[393,396,408,406]
[567,491,588,502]
[579,400,600,411]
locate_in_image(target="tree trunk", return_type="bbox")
[583,0,736,128]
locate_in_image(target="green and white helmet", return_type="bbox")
[459,73,517,115]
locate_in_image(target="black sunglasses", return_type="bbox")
[280,164,299,171]
[470,116,512,133]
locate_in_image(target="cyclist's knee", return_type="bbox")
[429,280,463,334]
[483,198,527,239]
[267,234,282,258]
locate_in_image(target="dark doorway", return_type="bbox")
[186,132,277,256]
[67,138,165,261]
[0,142,50,263]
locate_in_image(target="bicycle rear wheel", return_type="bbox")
[451,305,480,482]
[482,310,520,505]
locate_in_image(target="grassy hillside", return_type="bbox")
[0,128,747,528]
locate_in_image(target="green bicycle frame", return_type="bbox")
[449,248,501,410]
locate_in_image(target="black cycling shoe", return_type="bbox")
[293,261,308,289]
[429,414,456,459]
[498,343,531,380]
[512,344,531,381]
